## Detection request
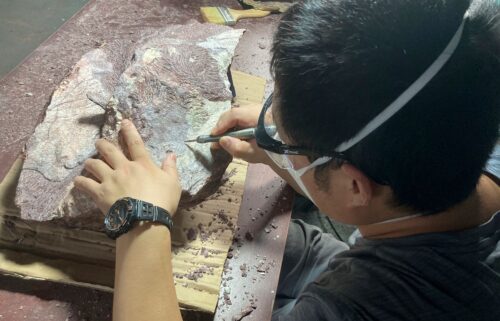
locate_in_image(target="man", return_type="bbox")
[75,0,500,320]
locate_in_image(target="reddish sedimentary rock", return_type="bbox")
[16,22,243,229]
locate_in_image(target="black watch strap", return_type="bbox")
[134,199,174,230]
[105,198,174,240]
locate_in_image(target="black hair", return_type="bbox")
[271,0,500,214]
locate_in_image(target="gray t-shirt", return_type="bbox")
[280,212,500,321]
[274,144,500,321]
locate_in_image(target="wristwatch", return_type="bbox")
[104,197,174,240]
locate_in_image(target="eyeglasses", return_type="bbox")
[255,93,349,171]
[255,93,391,185]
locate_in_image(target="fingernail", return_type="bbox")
[166,151,176,161]
[121,119,131,127]
[220,137,231,148]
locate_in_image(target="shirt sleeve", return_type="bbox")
[272,291,355,321]
[272,296,328,321]
[485,142,500,180]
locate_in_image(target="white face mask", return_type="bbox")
[286,167,317,205]
[372,213,422,225]
[268,151,424,225]
[265,150,332,206]
[285,156,423,224]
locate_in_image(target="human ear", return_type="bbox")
[340,163,373,207]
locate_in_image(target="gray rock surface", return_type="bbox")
[16,22,243,229]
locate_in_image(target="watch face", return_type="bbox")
[105,198,132,232]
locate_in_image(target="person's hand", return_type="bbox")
[211,103,270,164]
[74,119,182,215]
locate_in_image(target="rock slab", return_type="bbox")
[16,22,244,229]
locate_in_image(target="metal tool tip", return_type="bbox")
[184,139,196,143]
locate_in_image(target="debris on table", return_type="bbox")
[231,303,257,321]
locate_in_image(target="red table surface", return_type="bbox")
[0,1,292,320]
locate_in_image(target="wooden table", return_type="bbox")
[0,1,292,320]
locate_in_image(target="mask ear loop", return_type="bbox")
[294,156,333,176]
[282,156,332,207]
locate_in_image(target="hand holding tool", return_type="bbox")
[185,125,276,144]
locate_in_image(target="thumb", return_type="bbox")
[219,136,254,159]
[161,152,179,179]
